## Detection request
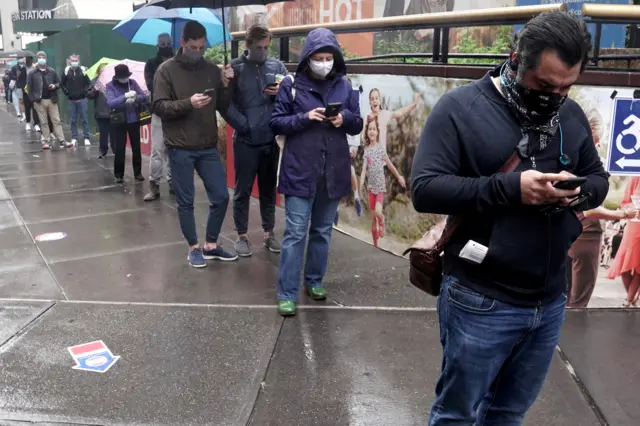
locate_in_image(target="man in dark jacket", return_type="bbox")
[410,12,609,425]
[3,70,12,104]
[28,51,69,149]
[87,63,113,158]
[227,24,287,257]
[144,33,175,201]
[61,54,91,146]
[153,20,237,268]
[9,58,27,119]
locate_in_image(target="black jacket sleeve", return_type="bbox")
[572,108,609,211]
[144,59,155,96]
[411,94,522,215]
[60,70,69,96]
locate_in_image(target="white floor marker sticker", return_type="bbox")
[35,232,67,242]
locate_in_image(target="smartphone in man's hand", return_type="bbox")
[203,88,215,97]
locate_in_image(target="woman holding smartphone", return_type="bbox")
[270,28,363,316]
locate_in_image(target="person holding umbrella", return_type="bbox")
[106,64,148,184]
[153,20,237,268]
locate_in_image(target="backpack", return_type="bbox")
[275,74,295,187]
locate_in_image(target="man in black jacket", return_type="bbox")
[144,33,174,201]
[3,70,12,104]
[61,54,91,146]
[28,51,69,150]
[9,58,27,119]
[411,12,609,425]
[227,24,287,257]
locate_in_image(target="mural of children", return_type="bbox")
[368,88,421,154]
[359,116,406,247]
[607,176,640,307]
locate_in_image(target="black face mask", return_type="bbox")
[25,58,33,67]
[158,47,174,58]
[514,83,566,123]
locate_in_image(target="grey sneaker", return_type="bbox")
[144,182,160,202]
[264,235,281,254]
[234,237,252,257]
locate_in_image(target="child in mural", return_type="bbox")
[368,88,421,154]
[607,176,640,307]
[335,79,363,226]
[359,115,406,247]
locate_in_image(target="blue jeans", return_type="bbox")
[277,175,340,301]
[429,275,566,426]
[168,147,229,247]
[68,98,89,140]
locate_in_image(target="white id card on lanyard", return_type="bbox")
[459,240,488,264]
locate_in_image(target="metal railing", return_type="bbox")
[582,4,640,66]
[229,3,640,70]
[230,4,567,64]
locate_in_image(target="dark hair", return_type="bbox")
[246,24,271,46]
[514,11,592,77]
[182,20,207,42]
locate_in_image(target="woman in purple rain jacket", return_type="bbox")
[270,28,363,316]
[106,64,147,184]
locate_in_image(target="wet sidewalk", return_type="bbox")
[0,103,636,425]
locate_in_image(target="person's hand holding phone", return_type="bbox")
[328,113,343,128]
[264,83,279,96]
[307,107,326,121]
[520,170,580,205]
[191,93,212,109]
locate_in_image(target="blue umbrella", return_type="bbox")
[113,6,230,48]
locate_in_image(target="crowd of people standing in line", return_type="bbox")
[3,11,634,425]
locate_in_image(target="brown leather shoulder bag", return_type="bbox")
[403,152,521,296]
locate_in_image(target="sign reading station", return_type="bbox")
[12,10,55,21]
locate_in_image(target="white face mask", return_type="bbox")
[309,59,334,78]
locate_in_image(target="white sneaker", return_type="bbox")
[71,139,78,146]
[84,139,91,146]
[25,123,31,131]
[19,115,25,122]
[65,141,74,148]
[42,143,50,150]
[34,124,41,132]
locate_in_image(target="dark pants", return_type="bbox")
[232,141,278,235]
[23,93,34,123]
[168,146,229,246]
[96,118,114,156]
[112,122,142,179]
[4,85,12,102]
[429,276,566,425]
[568,236,601,308]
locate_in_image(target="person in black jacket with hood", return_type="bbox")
[411,12,608,425]
[144,33,174,202]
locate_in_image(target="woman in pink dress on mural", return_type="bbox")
[608,176,640,307]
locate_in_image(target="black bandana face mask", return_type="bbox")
[514,83,566,124]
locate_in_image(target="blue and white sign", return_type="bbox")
[67,340,120,374]
[607,98,640,176]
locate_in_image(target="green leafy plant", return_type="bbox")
[449,26,512,65]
